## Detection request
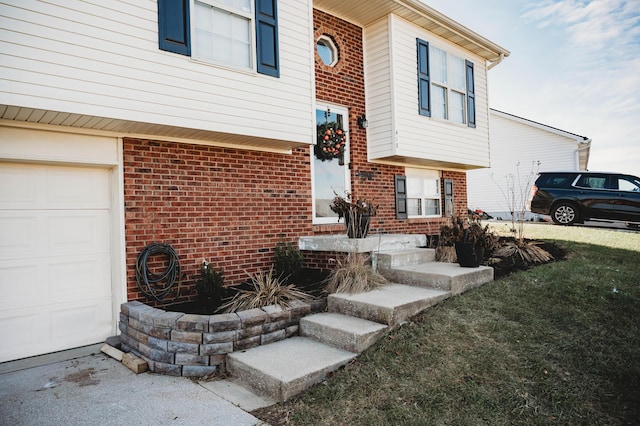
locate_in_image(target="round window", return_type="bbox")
[317,36,338,66]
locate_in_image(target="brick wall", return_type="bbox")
[123,139,314,305]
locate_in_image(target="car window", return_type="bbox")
[576,175,608,189]
[618,177,640,192]
[538,174,574,187]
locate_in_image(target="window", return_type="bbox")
[194,0,252,69]
[417,38,475,127]
[406,169,441,217]
[158,0,279,77]
[317,36,338,66]
[618,177,640,192]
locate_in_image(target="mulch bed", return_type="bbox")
[489,238,568,279]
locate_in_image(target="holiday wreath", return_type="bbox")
[315,123,346,162]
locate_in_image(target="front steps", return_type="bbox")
[327,284,450,327]
[300,312,387,353]
[377,249,494,294]
[217,245,493,405]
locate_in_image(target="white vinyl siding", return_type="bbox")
[0,0,314,148]
[363,17,394,160]
[365,14,490,169]
[467,112,583,217]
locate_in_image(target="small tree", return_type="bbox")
[274,237,304,282]
[195,259,224,310]
[492,161,552,264]
[492,160,540,242]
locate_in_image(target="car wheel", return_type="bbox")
[551,202,579,225]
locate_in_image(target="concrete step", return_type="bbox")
[327,284,450,328]
[226,336,357,402]
[379,262,494,294]
[300,312,388,353]
[375,248,435,269]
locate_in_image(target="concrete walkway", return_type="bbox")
[0,351,266,426]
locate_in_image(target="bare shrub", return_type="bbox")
[325,253,388,294]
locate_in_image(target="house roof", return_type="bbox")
[490,108,592,170]
[313,0,510,63]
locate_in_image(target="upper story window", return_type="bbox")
[194,0,253,69]
[158,0,280,77]
[417,38,475,127]
[317,35,338,66]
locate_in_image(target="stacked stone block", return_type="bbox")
[119,300,312,377]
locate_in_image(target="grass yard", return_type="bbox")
[254,225,640,425]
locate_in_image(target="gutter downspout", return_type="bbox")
[487,53,505,70]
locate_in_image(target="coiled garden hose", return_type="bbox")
[135,242,182,302]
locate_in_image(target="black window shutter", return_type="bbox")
[395,175,408,220]
[255,0,280,77]
[465,60,476,128]
[158,0,190,56]
[417,39,431,117]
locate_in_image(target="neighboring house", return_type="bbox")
[0,0,509,362]
[467,109,591,220]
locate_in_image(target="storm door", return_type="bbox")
[312,104,350,223]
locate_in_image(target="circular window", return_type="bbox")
[317,36,338,66]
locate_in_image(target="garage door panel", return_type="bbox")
[49,256,111,303]
[0,262,47,308]
[0,311,42,362]
[0,163,110,210]
[46,166,110,209]
[50,300,112,345]
[48,211,110,254]
[0,215,37,257]
[0,165,38,207]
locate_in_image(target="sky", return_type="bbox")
[424,0,640,176]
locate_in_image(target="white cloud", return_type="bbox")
[523,0,640,54]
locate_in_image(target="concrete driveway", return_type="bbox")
[0,351,266,426]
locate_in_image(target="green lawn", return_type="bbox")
[254,225,640,425]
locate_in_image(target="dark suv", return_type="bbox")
[530,171,640,225]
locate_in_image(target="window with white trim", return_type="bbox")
[430,46,466,124]
[406,169,441,217]
[317,35,338,66]
[158,0,280,77]
[417,38,475,127]
[194,0,253,69]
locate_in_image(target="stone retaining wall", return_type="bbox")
[118,300,316,377]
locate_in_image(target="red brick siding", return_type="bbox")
[123,139,313,306]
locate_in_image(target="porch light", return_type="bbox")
[357,114,368,129]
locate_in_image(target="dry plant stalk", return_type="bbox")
[494,240,553,264]
[436,246,457,263]
[220,267,312,313]
[325,253,388,294]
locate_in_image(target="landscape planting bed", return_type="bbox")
[119,300,322,377]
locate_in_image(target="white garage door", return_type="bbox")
[0,162,114,362]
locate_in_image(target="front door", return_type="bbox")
[312,104,350,223]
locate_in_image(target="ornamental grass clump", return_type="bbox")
[324,253,388,294]
[493,239,554,264]
[220,267,312,313]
